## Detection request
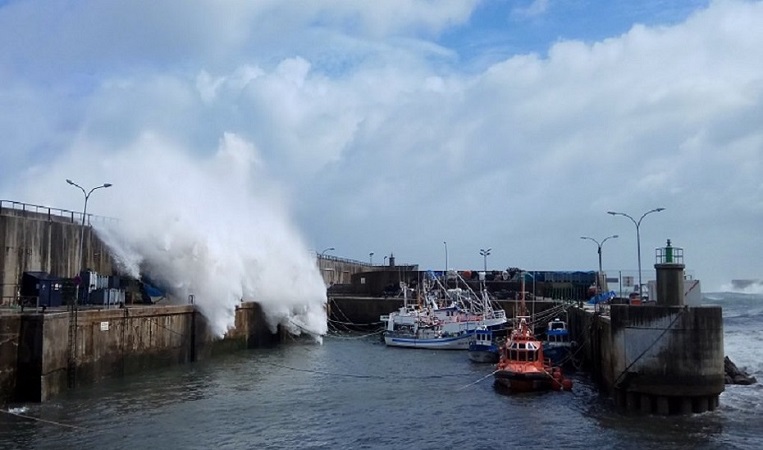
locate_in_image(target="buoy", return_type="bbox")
[562,379,573,391]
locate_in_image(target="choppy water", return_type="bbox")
[2,293,762,450]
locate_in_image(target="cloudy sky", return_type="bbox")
[1,0,762,293]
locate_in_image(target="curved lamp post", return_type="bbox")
[66,179,111,388]
[479,248,492,272]
[67,179,112,286]
[320,247,335,256]
[580,235,618,293]
[369,252,374,265]
[607,208,665,298]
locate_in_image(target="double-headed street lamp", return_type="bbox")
[580,235,618,293]
[607,208,665,298]
[479,248,492,272]
[66,179,111,388]
[67,179,112,289]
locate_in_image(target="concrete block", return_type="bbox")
[626,391,639,412]
[692,396,709,413]
[640,394,653,414]
[656,396,670,415]
[679,397,693,415]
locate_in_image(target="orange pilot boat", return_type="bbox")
[493,316,572,392]
[493,274,572,393]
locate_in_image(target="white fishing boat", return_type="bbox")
[380,271,507,350]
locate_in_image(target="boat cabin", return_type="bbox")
[474,329,493,346]
[546,319,569,345]
[504,340,541,362]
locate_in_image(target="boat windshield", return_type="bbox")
[507,341,539,361]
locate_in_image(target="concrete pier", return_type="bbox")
[1,302,279,404]
[569,302,724,415]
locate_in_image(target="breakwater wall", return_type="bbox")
[0,301,278,404]
[569,304,724,414]
[0,202,116,306]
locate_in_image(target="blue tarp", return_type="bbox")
[588,290,616,304]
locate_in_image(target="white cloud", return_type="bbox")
[1,0,762,303]
[512,0,550,19]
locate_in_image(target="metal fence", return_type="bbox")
[0,199,116,225]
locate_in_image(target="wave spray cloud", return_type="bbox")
[95,132,328,339]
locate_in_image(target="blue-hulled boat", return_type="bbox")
[543,317,573,367]
[468,326,500,363]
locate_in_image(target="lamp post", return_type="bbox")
[443,241,448,272]
[66,179,111,388]
[580,235,618,293]
[320,247,335,256]
[369,252,374,265]
[67,179,112,294]
[479,248,492,272]
[607,208,665,298]
[383,255,388,266]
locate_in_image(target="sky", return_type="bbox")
[1,0,762,309]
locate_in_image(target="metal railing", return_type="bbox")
[0,199,116,225]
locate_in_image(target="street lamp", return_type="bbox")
[67,179,112,291]
[369,252,374,265]
[580,235,618,293]
[607,207,665,298]
[383,255,388,265]
[443,241,448,272]
[479,248,492,272]
[66,179,111,388]
[320,247,335,256]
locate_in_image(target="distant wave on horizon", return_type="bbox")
[711,280,763,296]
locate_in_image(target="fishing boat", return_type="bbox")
[543,317,573,367]
[381,271,507,350]
[468,325,500,363]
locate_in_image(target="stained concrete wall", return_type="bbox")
[568,304,724,414]
[568,307,615,390]
[1,301,279,404]
[0,315,21,404]
[317,256,376,285]
[0,210,115,305]
[609,305,724,397]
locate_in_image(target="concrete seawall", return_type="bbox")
[1,301,279,404]
[569,304,724,414]
[0,205,117,305]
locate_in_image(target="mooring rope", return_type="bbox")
[267,362,380,379]
[612,307,686,389]
[456,369,499,390]
[266,361,475,381]
[1,408,84,430]
[324,329,385,340]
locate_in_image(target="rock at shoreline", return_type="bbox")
[725,356,757,385]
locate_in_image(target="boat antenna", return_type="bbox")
[519,271,529,317]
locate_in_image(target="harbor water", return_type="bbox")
[2,292,762,449]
